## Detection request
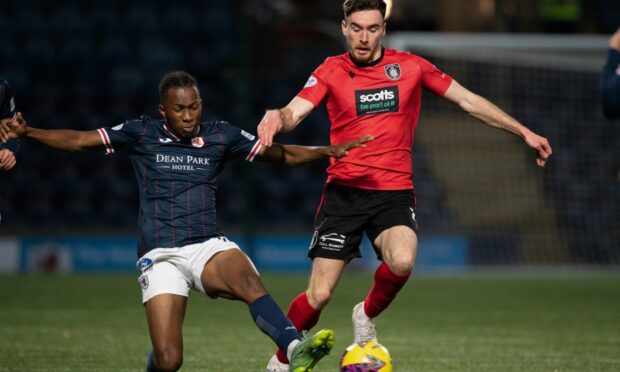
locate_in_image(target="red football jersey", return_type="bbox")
[297,48,453,190]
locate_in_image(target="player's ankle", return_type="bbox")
[286,340,300,362]
[276,348,289,364]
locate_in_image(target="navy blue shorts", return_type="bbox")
[308,183,418,261]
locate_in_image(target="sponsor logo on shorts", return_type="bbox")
[138,274,149,289]
[138,258,153,272]
[384,63,401,80]
[309,230,319,249]
[355,86,399,116]
[409,207,419,230]
[318,233,346,251]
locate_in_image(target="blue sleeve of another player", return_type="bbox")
[219,122,262,162]
[0,78,19,154]
[2,139,20,154]
[97,118,146,154]
[602,49,620,120]
[0,78,16,119]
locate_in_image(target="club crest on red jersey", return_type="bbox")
[191,137,205,148]
[384,63,401,80]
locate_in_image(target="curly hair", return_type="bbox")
[159,71,198,101]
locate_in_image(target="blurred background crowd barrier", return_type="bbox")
[0,0,618,272]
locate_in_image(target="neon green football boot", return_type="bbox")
[289,329,335,372]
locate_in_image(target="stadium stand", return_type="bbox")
[0,1,618,267]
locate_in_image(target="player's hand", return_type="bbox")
[523,130,552,168]
[0,149,16,171]
[329,135,374,159]
[0,112,27,142]
[257,109,283,147]
[0,118,12,142]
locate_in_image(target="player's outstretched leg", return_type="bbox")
[352,301,377,343]
[288,329,335,372]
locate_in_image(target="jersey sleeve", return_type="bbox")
[97,119,145,155]
[602,49,620,120]
[1,139,20,154]
[296,60,330,107]
[219,121,262,162]
[0,78,16,119]
[418,57,453,96]
[0,79,20,153]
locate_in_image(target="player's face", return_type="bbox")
[159,86,202,139]
[342,9,386,64]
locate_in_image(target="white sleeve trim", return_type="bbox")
[97,128,115,155]
[245,141,262,162]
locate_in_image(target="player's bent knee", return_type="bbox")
[387,256,414,275]
[308,286,333,309]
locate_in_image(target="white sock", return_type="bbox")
[356,303,371,320]
[287,339,301,362]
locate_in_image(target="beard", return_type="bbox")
[349,44,379,65]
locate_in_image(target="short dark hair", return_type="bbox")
[343,0,386,18]
[159,71,198,101]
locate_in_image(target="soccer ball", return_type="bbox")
[339,341,393,371]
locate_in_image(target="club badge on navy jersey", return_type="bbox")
[384,63,401,80]
[191,137,205,148]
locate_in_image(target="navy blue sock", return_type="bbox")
[249,294,300,352]
[146,350,154,372]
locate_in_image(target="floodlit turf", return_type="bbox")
[1,272,619,371]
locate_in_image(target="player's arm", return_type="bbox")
[256,135,373,167]
[442,80,552,168]
[257,97,315,147]
[0,112,103,152]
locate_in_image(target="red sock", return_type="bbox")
[276,292,322,363]
[364,263,411,318]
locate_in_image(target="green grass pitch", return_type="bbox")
[1,272,619,371]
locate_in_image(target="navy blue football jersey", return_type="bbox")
[0,77,19,153]
[98,116,262,257]
[602,49,620,119]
